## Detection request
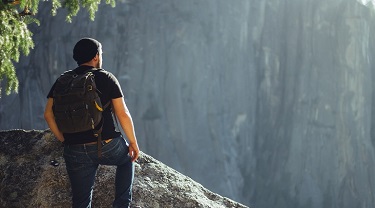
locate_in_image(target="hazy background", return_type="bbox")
[2,0,375,207]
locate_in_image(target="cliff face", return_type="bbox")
[1,0,375,207]
[0,130,247,208]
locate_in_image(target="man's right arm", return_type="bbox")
[44,98,65,142]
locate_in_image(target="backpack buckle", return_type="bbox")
[88,85,93,91]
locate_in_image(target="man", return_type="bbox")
[44,38,140,208]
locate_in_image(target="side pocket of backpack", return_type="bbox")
[86,93,103,129]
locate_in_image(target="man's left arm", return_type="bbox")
[44,98,65,142]
[112,97,140,162]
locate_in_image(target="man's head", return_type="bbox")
[73,38,102,67]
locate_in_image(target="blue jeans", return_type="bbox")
[63,136,134,208]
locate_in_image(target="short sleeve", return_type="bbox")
[106,72,124,99]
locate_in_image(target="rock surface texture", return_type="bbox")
[0,130,247,208]
[2,0,375,207]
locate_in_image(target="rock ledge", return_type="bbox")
[0,129,248,208]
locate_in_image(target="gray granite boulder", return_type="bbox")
[0,129,248,208]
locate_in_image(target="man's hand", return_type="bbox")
[128,142,140,162]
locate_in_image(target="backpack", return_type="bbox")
[52,68,109,134]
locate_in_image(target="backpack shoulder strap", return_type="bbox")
[61,69,75,75]
[103,101,111,110]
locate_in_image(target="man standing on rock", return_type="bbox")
[44,37,140,208]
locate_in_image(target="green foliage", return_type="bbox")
[0,7,35,96]
[0,0,116,97]
[61,0,115,22]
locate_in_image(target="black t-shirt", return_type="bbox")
[47,65,123,144]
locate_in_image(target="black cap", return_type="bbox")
[73,38,102,65]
